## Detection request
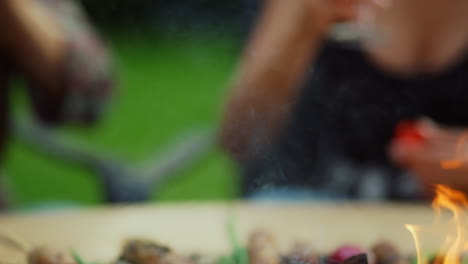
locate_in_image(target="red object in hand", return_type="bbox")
[329,245,364,263]
[394,121,426,145]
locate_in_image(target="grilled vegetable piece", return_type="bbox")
[28,247,76,264]
[394,121,426,145]
[330,246,364,263]
[372,241,409,264]
[248,231,280,264]
[284,242,319,264]
[118,239,192,264]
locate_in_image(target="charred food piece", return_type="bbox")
[248,231,281,264]
[28,247,75,264]
[372,241,409,264]
[119,239,192,264]
[344,254,368,264]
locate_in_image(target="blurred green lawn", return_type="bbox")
[4,30,241,208]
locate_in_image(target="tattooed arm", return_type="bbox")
[220,0,357,163]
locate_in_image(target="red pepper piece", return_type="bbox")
[394,121,426,144]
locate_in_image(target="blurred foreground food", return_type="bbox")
[7,231,416,264]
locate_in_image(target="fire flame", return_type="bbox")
[406,185,468,264]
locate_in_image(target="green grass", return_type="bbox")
[4,30,241,208]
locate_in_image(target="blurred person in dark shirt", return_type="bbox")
[221,0,468,200]
[0,0,114,208]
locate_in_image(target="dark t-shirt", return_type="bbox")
[242,40,468,200]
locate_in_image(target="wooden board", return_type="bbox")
[0,202,438,263]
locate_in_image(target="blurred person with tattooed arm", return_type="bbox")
[221,0,468,200]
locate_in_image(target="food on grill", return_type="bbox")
[284,241,319,264]
[330,246,364,263]
[28,247,75,264]
[2,230,412,264]
[343,254,368,264]
[372,241,409,264]
[116,239,193,264]
[248,231,280,264]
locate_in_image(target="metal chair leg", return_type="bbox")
[13,118,216,203]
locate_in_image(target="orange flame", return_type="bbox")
[406,185,468,264]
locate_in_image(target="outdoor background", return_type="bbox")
[4,0,260,209]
